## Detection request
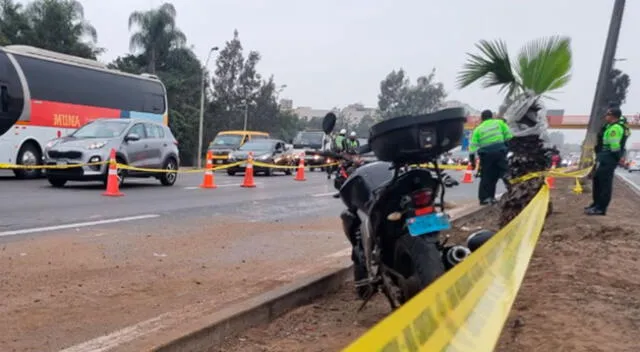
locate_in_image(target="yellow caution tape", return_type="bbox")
[252,161,340,170]
[116,162,243,173]
[0,161,109,169]
[343,185,551,352]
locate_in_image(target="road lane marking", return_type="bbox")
[312,192,336,197]
[0,214,160,238]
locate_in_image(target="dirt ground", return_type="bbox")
[220,178,640,352]
[0,215,350,352]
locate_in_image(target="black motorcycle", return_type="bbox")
[320,110,495,310]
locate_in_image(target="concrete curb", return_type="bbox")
[616,172,640,197]
[149,203,491,352]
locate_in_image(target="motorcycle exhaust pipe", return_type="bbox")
[443,245,471,269]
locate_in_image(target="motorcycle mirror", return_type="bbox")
[322,112,337,135]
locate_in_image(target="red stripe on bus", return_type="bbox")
[30,100,121,128]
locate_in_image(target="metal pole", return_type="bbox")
[197,47,218,168]
[243,103,248,131]
[579,0,626,168]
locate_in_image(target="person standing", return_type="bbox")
[469,110,513,205]
[585,108,625,216]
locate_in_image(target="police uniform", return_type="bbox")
[586,110,625,215]
[469,110,513,204]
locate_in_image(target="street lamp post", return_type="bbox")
[579,0,626,169]
[197,46,219,168]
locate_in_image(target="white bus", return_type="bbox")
[0,45,168,178]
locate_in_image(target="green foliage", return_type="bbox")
[605,68,631,108]
[457,36,573,99]
[378,68,446,119]
[0,0,102,58]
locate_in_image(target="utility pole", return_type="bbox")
[579,0,626,168]
[197,47,219,168]
[243,102,249,131]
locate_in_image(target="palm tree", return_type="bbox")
[457,36,572,226]
[128,3,186,74]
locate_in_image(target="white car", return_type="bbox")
[628,158,640,172]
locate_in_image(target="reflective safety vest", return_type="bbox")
[602,123,624,152]
[334,135,345,151]
[469,119,513,153]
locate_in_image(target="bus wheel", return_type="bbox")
[14,143,42,179]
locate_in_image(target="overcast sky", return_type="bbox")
[20,0,640,115]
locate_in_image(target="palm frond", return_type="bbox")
[457,39,519,95]
[515,36,572,96]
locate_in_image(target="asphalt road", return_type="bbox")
[617,168,640,194]
[0,167,490,236]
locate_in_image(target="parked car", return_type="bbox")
[207,130,270,165]
[44,118,180,188]
[628,157,640,172]
[227,139,295,176]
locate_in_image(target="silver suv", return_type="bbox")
[44,118,180,188]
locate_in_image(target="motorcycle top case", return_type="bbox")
[369,108,467,164]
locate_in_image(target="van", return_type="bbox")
[207,130,270,165]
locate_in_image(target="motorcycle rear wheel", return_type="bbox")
[392,233,445,303]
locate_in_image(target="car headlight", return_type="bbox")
[88,141,106,150]
[313,155,320,160]
[227,152,233,159]
[258,154,271,161]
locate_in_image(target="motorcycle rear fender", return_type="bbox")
[340,209,361,246]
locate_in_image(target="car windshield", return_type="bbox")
[71,120,129,138]
[239,140,274,151]
[293,132,323,148]
[211,134,243,147]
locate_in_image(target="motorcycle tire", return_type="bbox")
[393,233,445,303]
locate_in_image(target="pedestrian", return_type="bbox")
[468,110,512,205]
[585,107,625,216]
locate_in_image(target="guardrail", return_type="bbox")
[342,166,591,351]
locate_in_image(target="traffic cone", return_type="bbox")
[545,161,556,189]
[102,148,124,197]
[200,151,217,189]
[294,152,306,181]
[241,152,256,188]
[462,163,473,183]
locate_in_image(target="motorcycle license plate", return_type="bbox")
[406,213,451,236]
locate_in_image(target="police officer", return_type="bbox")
[333,129,347,152]
[343,131,360,154]
[585,108,625,216]
[469,110,512,205]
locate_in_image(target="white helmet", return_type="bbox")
[339,129,347,135]
[350,131,356,137]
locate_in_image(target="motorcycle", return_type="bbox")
[319,109,496,310]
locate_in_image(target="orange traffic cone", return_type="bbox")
[462,163,474,183]
[545,161,556,189]
[294,153,306,181]
[200,151,217,189]
[102,148,124,197]
[241,152,256,188]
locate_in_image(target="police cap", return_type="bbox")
[481,110,493,120]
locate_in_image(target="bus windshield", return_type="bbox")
[211,134,243,148]
[293,132,323,148]
[71,120,130,138]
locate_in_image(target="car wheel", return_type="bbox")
[264,167,273,176]
[285,168,292,176]
[227,170,236,176]
[159,158,178,186]
[47,177,67,188]
[310,167,315,172]
[13,143,42,179]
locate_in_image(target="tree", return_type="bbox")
[20,0,103,59]
[0,0,29,45]
[377,68,446,119]
[457,36,572,226]
[128,2,186,74]
[604,68,631,108]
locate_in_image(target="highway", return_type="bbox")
[0,168,491,352]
